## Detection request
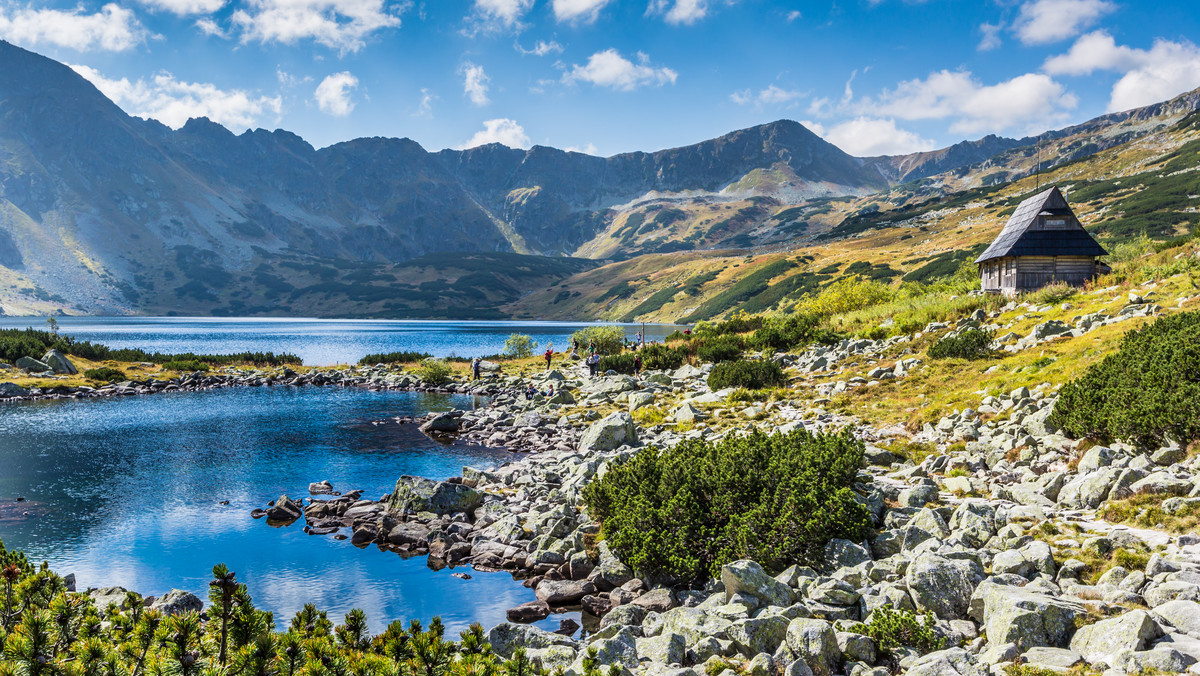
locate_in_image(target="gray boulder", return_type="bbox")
[1112,646,1194,674]
[388,475,483,515]
[41,350,77,375]
[824,539,871,570]
[89,587,133,614]
[1153,600,1200,637]
[149,589,203,616]
[636,632,686,664]
[1070,609,1162,666]
[969,581,1082,649]
[420,411,463,434]
[0,382,29,397]
[488,623,579,658]
[578,412,638,453]
[535,579,596,605]
[15,356,50,372]
[781,618,840,676]
[905,554,978,620]
[728,616,791,657]
[266,495,304,522]
[722,560,794,608]
[905,648,986,676]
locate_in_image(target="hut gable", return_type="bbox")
[975,186,1107,264]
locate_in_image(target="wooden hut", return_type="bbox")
[976,186,1107,296]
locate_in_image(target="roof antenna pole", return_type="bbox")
[1035,133,1042,191]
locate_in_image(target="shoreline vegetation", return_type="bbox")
[3,231,1200,676]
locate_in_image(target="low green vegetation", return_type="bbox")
[1098,493,1200,534]
[746,313,840,351]
[927,328,996,360]
[0,544,559,676]
[598,353,637,374]
[415,358,453,385]
[1027,280,1078,305]
[570,325,625,354]
[83,367,125,382]
[843,607,945,656]
[695,335,743,364]
[358,350,435,365]
[680,260,797,323]
[162,360,211,372]
[502,334,537,359]
[0,328,301,367]
[707,360,786,390]
[639,344,688,371]
[1050,311,1200,448]
[583,429,873,582]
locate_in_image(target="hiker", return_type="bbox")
[546,384,555,398]
[586,353,601,376]
[633,354,643,376]
[525,384,537,400]
[544,347,553,370]
[471,357,482,380]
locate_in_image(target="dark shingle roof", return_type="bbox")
[976,186,1107,263]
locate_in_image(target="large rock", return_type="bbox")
[905,554,977,620]
[0,382,29,397]
[578,412,638,453]
[569,628,638,673]
[419,411,463,434]
[15,356,50,372]
[969,581,1083,650]
[781,618,840,676]
[265,495,304,523]
[660,607,733,646]
[41,349,77,375]
[1153,600,1200,637]
[722,560,794,608]
[728,616,791,657]
[535,579,596,605]
[388,475,483,515]
[636,632,686,665]
[149,589,203,616]
[905,648,987,676]
[823,539,871,570]
[89,587,133,614]
[1057,468,1121,509]
[507,600,551,623]
[1069,609,1163,667]
[488,623,579,658]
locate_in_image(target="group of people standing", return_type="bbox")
[468,334,645,382]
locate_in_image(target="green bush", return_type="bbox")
[927,328,995,360]
[707,360,786,390]
[415,358,453,385]
[1026,281,1079,305]
[599,353,638,374]
[845,607,945,656]
[571,325,626,354]
[640,344,688,371]
[695,335,743,363]
[503,333,537,359]
[162,360,210,372]
[358,350,434,365]
[83,367,125,382]
[1050,311,1200,448]
[583,428,873,582]
[748,313,840,351]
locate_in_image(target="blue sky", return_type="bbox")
[3,0,1200,156]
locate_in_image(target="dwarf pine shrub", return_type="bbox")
[640,344,688,370]
[599,353,637,374]
[927,328,995,360]
[694,335,743,363]
[415,358,453,385]
[583,428,873,582]
[707,359,786,390]
[83,367,125,382]
[843,607,945,657]
[1049,311,1200,449]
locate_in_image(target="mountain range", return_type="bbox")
[1,39,1198,319]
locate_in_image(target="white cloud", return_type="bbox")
[978,22,1002,51]
[230,0,404,53]
[552,0,610,24]
[457,118,531,149]
[462,63,491,106]
[314,71,358,116]
[138,0,225,16]
[1013,0,1114,45]
[563,49,677,91]
[471,0,532,27]
[819,117,936,156]
[0,4,147,52]
[70,64,282,130]
[786,10,801,22]
[516,39,563,56]
[195,17,229,37]
[1044,31,1200,112]
[648,0,708,25]
[564,142,599,155]
[413,88,435,117]
[861,69,1077,135]
[731,84,804,107]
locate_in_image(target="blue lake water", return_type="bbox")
[0,317,679,366]
[0,385,567,632]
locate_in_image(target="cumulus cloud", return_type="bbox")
[564,142,599,155]
[1013,0,1114,45]
[70,64,282,130]
[860,69,1077,135]
[563,49,677,91]
[516,39,563,56]
[0,4,147,52]
[472,0,532,27]
[648,0,708,25]
[462,63,490,106]
[457,118,531,149]
[138,0,226,16]
[413,88,435,117]
[314,71,358,116]
[230,0,404,53]
[1045,31,1200,112]
[786,10,801,22]
[820,117,936,156]
[552,0,610,24]
[731,84,804,107]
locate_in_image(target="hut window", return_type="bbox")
[1044,218,1067,228]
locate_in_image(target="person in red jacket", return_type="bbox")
[543,348,553,370]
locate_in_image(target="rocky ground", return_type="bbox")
[246,319,1200,676]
